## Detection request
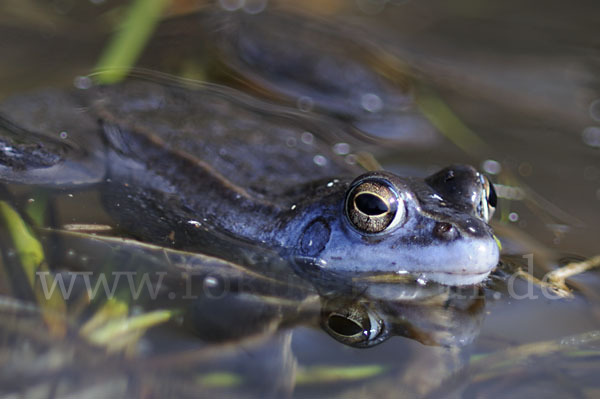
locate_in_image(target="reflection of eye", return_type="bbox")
[327,314,365,336]
[345,179,404,234]
[480,175,497,222]
[322,305,383,347]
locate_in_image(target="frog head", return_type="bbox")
[290,165,499,285]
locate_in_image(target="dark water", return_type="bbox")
[1,0,600,398]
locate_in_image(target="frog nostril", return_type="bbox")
[434,222,458,241]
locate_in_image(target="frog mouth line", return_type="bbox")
[418,270,493,285]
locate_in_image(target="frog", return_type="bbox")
[0,77,498,286]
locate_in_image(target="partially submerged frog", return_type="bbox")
[0,78,498,285]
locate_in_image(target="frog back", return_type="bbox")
[91,79,365,199]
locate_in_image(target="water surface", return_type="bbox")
[1,0,599,398]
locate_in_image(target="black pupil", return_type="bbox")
[488,181,498,208]
[328,315,365,337]
[355,193,388,215]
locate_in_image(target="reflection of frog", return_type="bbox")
[184,261,485,349]
[320,283,484,348]
[0,78,498,285]
[196,6,437,143]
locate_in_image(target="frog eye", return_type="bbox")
[479,175,497,222]
[345,179,405,234]
[322,305,383,347]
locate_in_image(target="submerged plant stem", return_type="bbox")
[296,364,386,384]
[0,201,66,336]
[415,83,490,157]
[94,0,170,84]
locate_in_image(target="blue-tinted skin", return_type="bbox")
[0,82,498,286]
[271,168,498,285]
